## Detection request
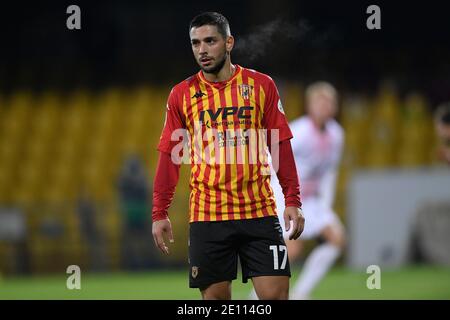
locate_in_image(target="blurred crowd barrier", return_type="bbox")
[347,169,450,269]
[0,83,443,275]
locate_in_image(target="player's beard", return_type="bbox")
[200,50,228,74]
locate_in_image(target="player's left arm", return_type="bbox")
[262,77,304,239]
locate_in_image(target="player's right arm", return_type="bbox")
[152,86,185,255]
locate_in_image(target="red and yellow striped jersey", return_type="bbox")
[158,65,293,222]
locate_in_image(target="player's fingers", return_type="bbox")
[293,228,301,240]
[298,214,305,236]
[167,225,175,244]
[289,216,299,240]
[159,238,169,255]
[283,212,290,232]
[153,231,169,255]
[152,232,159,249]
[293,214,305,240]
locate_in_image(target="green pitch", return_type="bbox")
[0,265,449,300]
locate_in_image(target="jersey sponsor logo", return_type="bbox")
[238,84,253,100]
[217,129,250,148]
[199,106,253,122]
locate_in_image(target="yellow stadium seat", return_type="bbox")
[340,96,371,167]
[397,93,432,166]
[365,84,401,167]
[283,82,304,121]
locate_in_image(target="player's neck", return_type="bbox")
[202,60,236,83]
[311,117,327,132]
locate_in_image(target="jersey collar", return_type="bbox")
[197,64,241,88]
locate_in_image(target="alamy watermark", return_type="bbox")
[366,5,381,30]
[66,5,81,30]
[168,126,281,175]
[66,265,81,290]
[366,265,381,290]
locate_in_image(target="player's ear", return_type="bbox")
[226,35,234,53]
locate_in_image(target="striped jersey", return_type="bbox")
[157,65,293,222]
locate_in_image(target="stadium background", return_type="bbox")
[0,0,449,299]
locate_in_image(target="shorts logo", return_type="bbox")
[238,84,253,100]
[191,266,199,279]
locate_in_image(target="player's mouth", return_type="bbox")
[200,57,213,66]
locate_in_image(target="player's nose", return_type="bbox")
[198,42,208,54]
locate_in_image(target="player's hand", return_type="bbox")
[283,207,305,240]
[152,218,174,255]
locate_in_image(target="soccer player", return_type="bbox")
[271,82,346,299]
[151,12,304,300]
[434,103,450,165]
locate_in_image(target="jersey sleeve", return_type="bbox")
[275,139,302,209]
[157,86,186,154]
[262,78,293,143]
[152,151,181,221]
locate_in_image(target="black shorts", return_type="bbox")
[188,216,291,290]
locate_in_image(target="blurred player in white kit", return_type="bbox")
[271,81,346,299]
